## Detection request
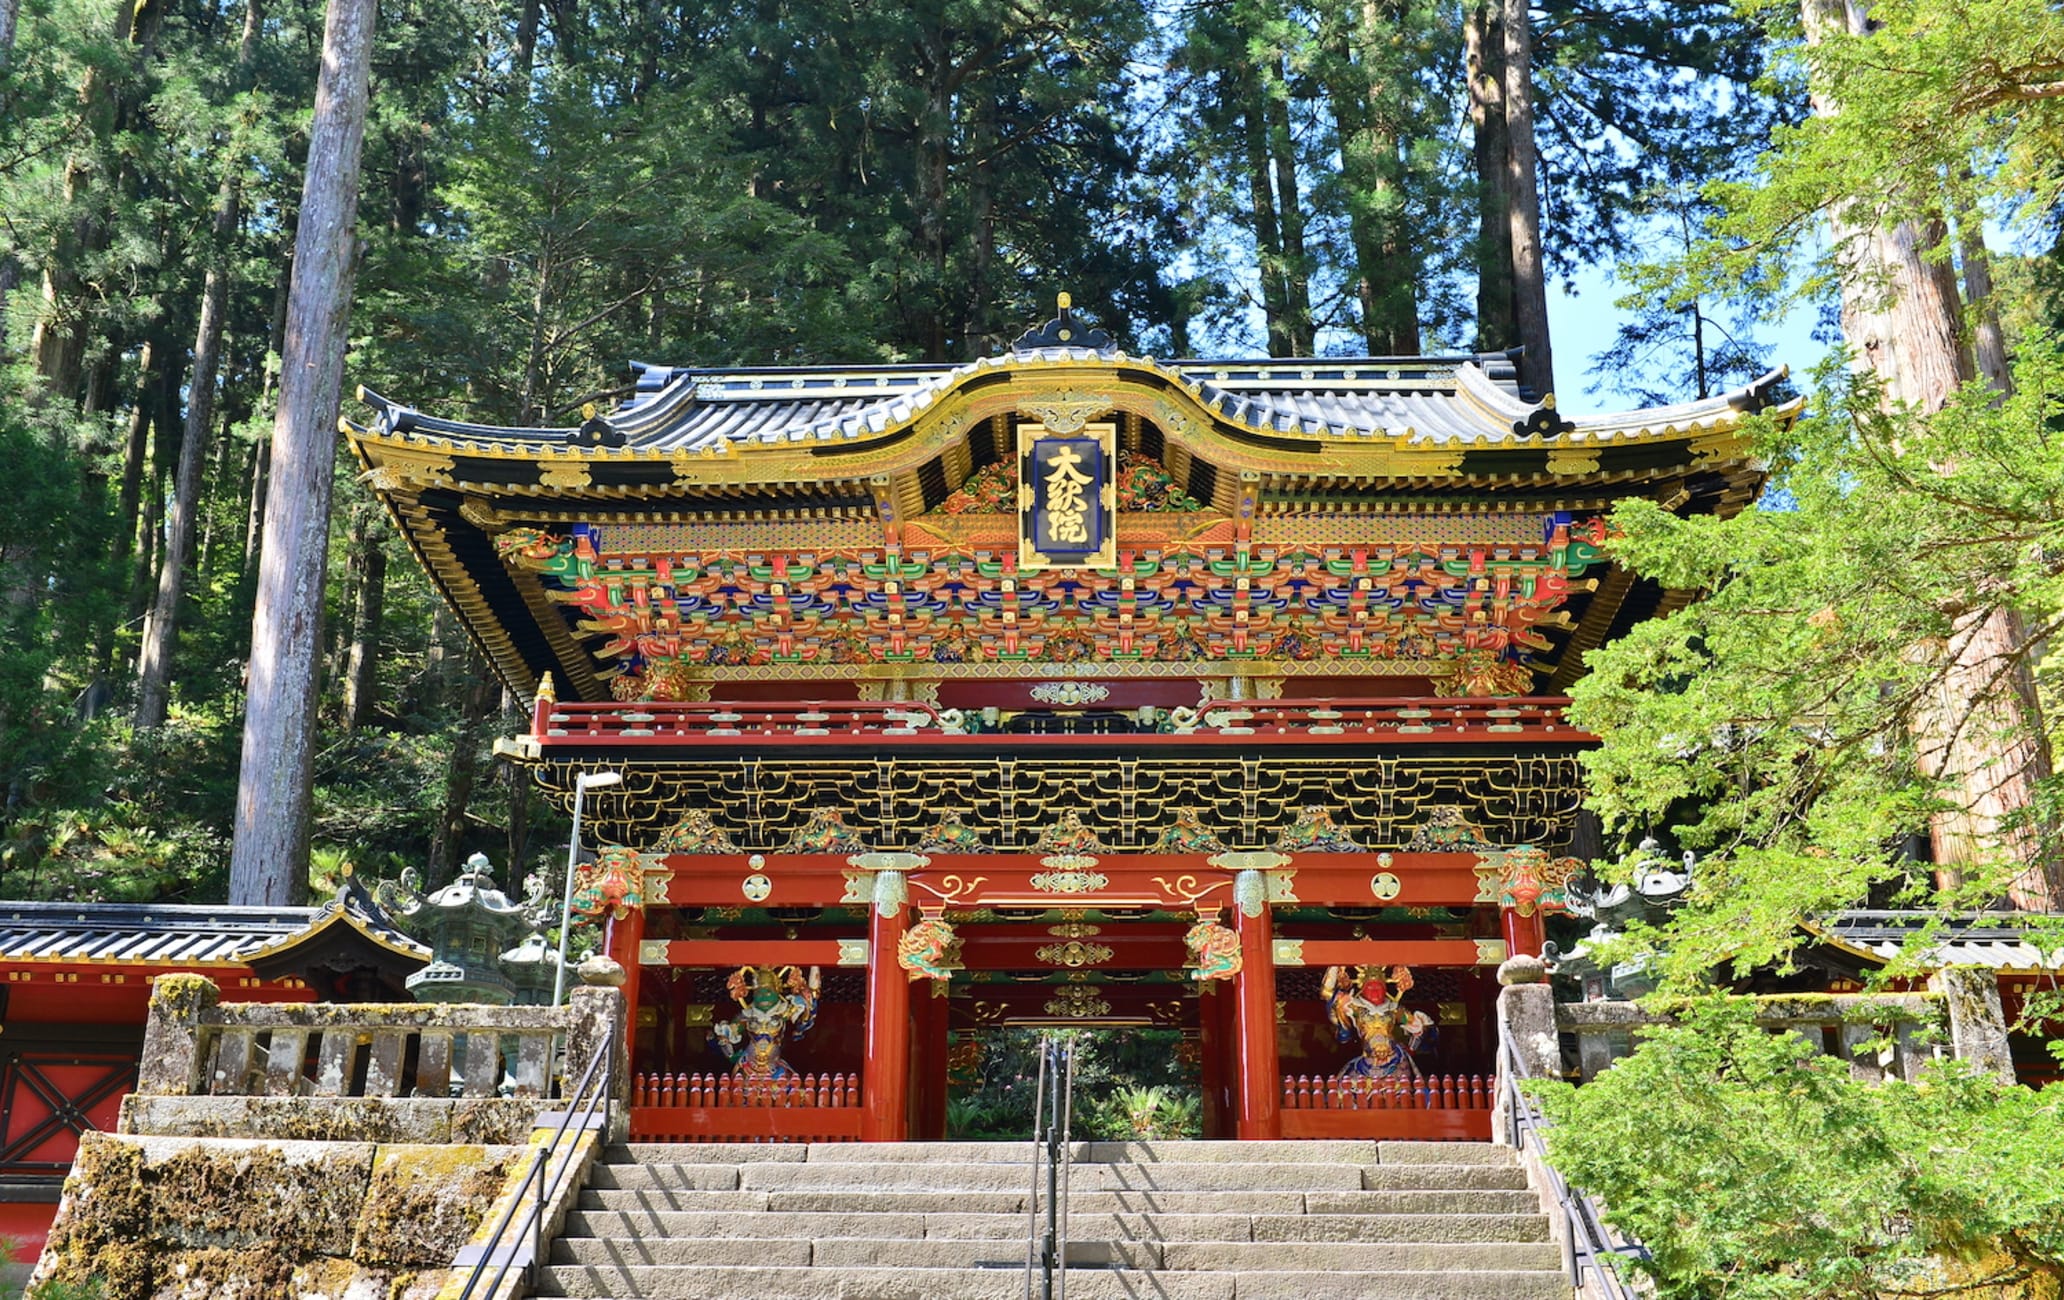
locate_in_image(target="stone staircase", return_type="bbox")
[533,1140,1570,1300]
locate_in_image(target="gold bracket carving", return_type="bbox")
[837,939,871,967]
[1474,939,1509,965]
[1272,938,1306,967]
[637,939,670,966]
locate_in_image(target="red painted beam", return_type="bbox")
[649,852,1493,910]
[647,939,854,967]
[1283,938,1503,968]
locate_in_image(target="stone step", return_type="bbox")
[533,1264,1571,1300]
[550,1233,1557,1274]
[586,1155,1530,1195]
[578,1184,1539,1217]
[607,1139,1516,1167]
[562,1205,1549,1244]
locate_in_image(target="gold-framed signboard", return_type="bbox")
[1017,421,1117,571]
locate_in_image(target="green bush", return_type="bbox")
[1529,998,2064,1300]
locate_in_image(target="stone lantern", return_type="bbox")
[396,853,547,1005]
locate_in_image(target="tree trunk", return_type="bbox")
[242,265,291,576]
[1500,0,1553,397]
[1264,62,1313,357]
[0,0,16,352]
[92,339,165,678]
[432,667,498,880]
[1242,76,1290,357]
[503,742,531,885]
[228,0,378,908]
[1467,3,1515,354]
[1957,222,2010,397]
[136,0,262,730]
[966,96,996,359]
[514,0,541,80]
[1801,0,2058,910]
[339,518,385,729]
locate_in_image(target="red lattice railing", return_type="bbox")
[532,697,1586,748]
[1279,1072,1493,1141]
[628,1070,862,1143]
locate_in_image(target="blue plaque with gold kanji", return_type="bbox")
[1017,421,1117,570]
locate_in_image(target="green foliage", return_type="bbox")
[947,1028,1198,1140]
[1569,341,2064,983]
[1531,999,2064,1299]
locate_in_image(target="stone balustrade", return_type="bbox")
[1542,967,2013,1084]
[122,972,629,1145]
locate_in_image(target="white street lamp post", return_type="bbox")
[553,769,622,1004]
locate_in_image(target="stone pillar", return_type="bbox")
[862,871,912,1141]
[1492,955,1558,1145]
[135,973,220,1098]
[567,977,631,1133]
[1932,965,2015,1083]
[1231,870,1281,1140]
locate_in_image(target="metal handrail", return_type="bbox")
[454,1024,616,1300]
[1024,1037,1075,1300]
[1496,1018,1645,1300]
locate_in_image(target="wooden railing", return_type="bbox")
[628,1070,863,1142]
[1278,1072,1493,1140]
[530,697,1588,749]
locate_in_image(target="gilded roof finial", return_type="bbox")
[1057,291,1072,312]
[535,672,557,707]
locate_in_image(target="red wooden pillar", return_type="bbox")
[1500,906,1546,959]
[862,889,912,1142]
[1198,983,1229,1139]
[1231,882,1282,1140]
[911,983,949,1140]
[603,904,647,1063]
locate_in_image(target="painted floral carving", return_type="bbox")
[916,810,991,854]
[786,807,870,855]
[1037,809,1106,855]
[653,809,740,855]
[1401,806,1500,853]
[1273,805,1364,853]
[1153,806,1227,854]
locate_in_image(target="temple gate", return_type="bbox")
[349,299,1789,1141]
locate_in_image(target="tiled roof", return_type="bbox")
[360,349,1786,457]
[0,902,316,964]
[1813,910,2064,972]
[0,885,430,968]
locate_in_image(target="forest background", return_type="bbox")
[6,0,2064,1291]
[0,0,1802,902]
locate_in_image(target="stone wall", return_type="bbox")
[30,1135,523,1300]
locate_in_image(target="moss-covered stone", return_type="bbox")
[31,1135,518,1300]
[353,1145,519,1270]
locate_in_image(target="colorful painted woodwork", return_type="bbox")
[491,519,1612,697]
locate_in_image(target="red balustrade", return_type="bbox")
[629,1070,863,1143]
[1277,1072,1492,1141]
[532,697,1587,749]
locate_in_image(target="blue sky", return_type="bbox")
[1550,261,1828,412]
